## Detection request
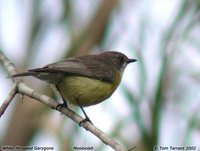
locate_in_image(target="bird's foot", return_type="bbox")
[56,102,68,110]
[79,117,93,126]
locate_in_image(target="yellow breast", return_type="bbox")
[57,71,121,107]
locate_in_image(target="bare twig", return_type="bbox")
[0,49,127,151]
[0,85,17,117]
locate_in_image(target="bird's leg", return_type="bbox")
[76,98,93,125]
[55,85,68,110]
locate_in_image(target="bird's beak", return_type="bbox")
[127,58,137,63]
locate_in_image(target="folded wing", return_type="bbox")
[29,56,114,83]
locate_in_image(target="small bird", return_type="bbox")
[12,51,137,124]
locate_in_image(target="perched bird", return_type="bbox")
[12,51,137,123]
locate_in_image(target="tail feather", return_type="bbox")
[11,71,36,77]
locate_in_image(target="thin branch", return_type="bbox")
[0,85,17,117]
[0,49,126,151]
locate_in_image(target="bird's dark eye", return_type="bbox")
[120,56,124,63]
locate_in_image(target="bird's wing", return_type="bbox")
[29,56,114,83]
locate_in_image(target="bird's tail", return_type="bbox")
[11,71,36,78]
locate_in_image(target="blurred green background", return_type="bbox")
[0,0,200,151]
